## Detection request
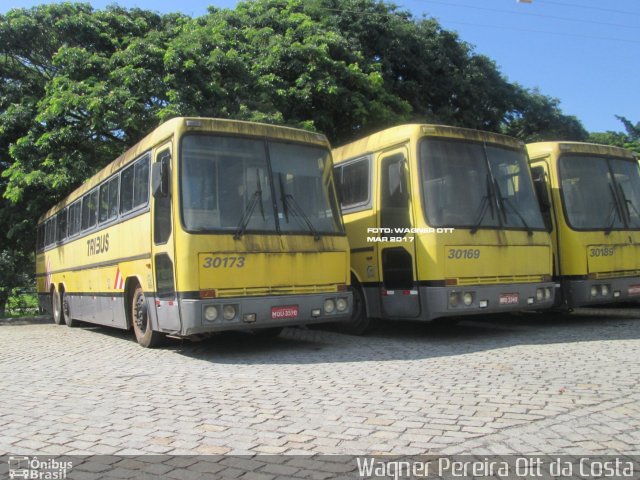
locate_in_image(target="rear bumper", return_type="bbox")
[178,292,352,335]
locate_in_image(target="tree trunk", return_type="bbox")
[0,291,8,318]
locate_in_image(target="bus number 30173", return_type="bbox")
[202,256,246,268]
[447,248,481,259]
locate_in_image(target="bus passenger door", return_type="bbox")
[151,144,181,333]
[377,147,420,318]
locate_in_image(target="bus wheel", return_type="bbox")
[341,284,370,335]
[51,289,63,325]
[62,292,76,327]
[131,286,164,348]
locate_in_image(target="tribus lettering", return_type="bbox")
[87,233,109,256]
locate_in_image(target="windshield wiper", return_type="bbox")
[489,173,533,235]
[471,173,496,234]
[604,184,623,236]
[278,173,320,240]
[615,182,640,226]
[499,194,533,236]
[233,171,265,240]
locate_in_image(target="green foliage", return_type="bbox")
[0,249,32,316]
[589,116,640,155]
[502,88,588,142]
[0,0,594,291]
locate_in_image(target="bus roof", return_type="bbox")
[39,117,329,222]
[332,124,524,163]
[527,141,637,162]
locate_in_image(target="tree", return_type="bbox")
[0,0,592,304]
[502,87,588,142]
[589,116,640,155]
[0,249,31,317]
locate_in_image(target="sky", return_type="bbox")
[1,0,638,133]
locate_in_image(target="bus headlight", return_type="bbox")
[336,298,348,312]
[204,306,218,322]
[223,305,236,320]
[324,299,335,313]
[536,288,544,302]
[462,292,473,306]
[601,284,610,296]
[590,286,598,297]
[544,287,552,300]
[449,292,460,308]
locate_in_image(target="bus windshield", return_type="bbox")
[180,134,343,235]
[559,155,640,230]
[419,138,545,230]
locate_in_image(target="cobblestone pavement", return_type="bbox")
[1,309,639,456]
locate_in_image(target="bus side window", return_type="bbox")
[339,159,370,209]
[133,157,150,209]
[68,201,81,236]
[120,164,134,214]
[56,209,67,243]
[81,190,98,231]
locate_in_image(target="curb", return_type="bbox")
[0,315,53,325]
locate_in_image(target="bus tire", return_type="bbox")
[131,286,164,348]
[341,283,370,335]
[51,289,63,325]
[62,292,77,327]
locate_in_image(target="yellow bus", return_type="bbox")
[36,117,352,347]
[332,124,555,333]
[527,141,640,308]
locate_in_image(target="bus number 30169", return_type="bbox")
[447,248,481,259]
[202,256,246,268]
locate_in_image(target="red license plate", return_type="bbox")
[499,293,519,305]
[271,305,299,319]
[628,285,640,297]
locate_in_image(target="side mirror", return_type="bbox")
[398,159,409,198]
[152,158,170,198]
[533,176,551,212]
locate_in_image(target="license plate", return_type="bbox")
[499,293,519,305]
[271,305,299,319]
[628,285,640,297]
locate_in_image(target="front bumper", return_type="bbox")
[563,276,640,307]
[178,292,352,336]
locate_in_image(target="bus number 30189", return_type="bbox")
[202,256,246,268]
